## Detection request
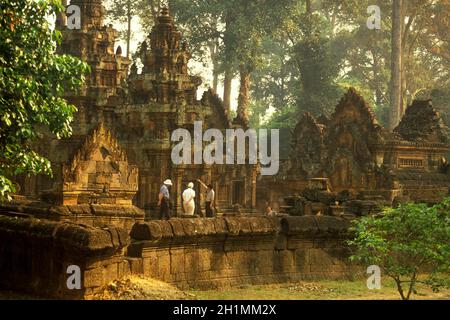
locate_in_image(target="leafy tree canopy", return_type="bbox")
[0,0,89,200]
[348,198,450,300]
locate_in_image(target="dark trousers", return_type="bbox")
[159,197,171,220]
[205,201,215,217]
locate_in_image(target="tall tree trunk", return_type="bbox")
[223,68,232,112]
[126,1,132,59]
[208,39,219,94]
[306,0,312,13]
[400,12,415,117]
[222,13,234,113]
[236,65,251,126]
[212,66,219,94]
[401,59,407,116]
[389,0,403,131]
[371,49,383,106]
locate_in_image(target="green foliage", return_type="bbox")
[293,14,344,116]
[265,104,298,130]
[110,0,449,132]
[0,0,89,200]
[250,37,298,113]
[348,198,450,300]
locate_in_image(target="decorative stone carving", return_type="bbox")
[128,7,198,105]
[282,87,450,203]
[325,88,385,190]
[288,112,325,179]
[61,123,138,205]
[57,0,130,105]
[393,100,449,143]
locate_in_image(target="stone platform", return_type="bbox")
[0,213,358,299]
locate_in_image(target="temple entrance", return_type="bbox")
[232,181,245,205]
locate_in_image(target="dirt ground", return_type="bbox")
[1,276,449,300]
[189,278,450,300]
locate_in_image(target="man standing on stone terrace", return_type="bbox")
[197,179,216,217]
[158,179,172,220]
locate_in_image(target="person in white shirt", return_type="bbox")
[182,182,196,215]
[197,179,215,217]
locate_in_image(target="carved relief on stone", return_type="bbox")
[128,7,201,106]
[61,123,138,204]
[393,100,449,143]
[288,112,325,179]
[324,88,384,189]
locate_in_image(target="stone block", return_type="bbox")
[142,250,158,276]
[210,252,230,271]
[212,217,228,235]
[184,249,200,273]
[126,257,143,274]
[130,221,162,240]
[273,250,295,273]
[159,220,174,238]
[197,248,212,271]
[83,267,104,288]
[169,219,185,238]
[170,251,185,274]
[274,234,287,250]
[286,237,314,250]
[308,249,334,265]
[156,251,171,281]
[223,217,240,235]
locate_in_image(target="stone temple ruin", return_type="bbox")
[258,88,450,215]
[13,2,257,226]
[0,1,449,299]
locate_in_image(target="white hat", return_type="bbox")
[163,179,172,186]
[187,182,194,188]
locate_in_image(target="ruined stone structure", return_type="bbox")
[0,214,355,298]
[2,1,449,300]
[17,3,257,218]
[259,88,450,210]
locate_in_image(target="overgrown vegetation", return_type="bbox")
[348,198,450,300]
[0,0,89,200]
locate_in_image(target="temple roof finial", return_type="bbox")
[161,6,169,16]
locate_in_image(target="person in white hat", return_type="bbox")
[182,182,196,216]
[158,179,172,220]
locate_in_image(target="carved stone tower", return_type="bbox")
[128,7,201,105]
[56,0,130,109]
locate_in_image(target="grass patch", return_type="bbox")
[189,277,450,300]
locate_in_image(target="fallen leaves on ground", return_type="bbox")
[284,282,335,293]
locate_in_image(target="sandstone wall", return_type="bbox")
[0,215,131,299]
[0,214,357,298]
[0,199,145,231]
[128,216,356,290]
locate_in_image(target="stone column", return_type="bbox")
[251,166,257,209]
[175,169,183,216]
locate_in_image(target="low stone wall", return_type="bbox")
[0,199,144,231]
[128,216,357,289]
[0,215,131,299]
[0,214,357,298]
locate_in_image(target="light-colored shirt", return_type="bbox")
[206,189,215,202]
[182,188,195,203]
[160,185,169,199]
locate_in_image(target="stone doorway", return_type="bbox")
[232,181,245,206]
